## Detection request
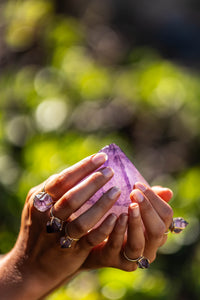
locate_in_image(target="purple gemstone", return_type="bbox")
[171,217,188,233]
[33,192,53,212]
[74,143,149,219]
[138,257,150,269]
[46,218,62,233]
[60,236,72,248]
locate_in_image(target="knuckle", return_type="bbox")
[51,175,63,190]
[65,197,76,212]
[151,223,166,240]
[85,236,96,248]
[164,206,174,222]
[128,243,143,254]
[123,264,137,272]
[74,219,88,235]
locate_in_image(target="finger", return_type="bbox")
[80,213,118,250]
[130,189,166,243]
[124,203,145,268]
[45,152,108,200]
[152,186,173,202]
[134,182,173,229]
[67,186,121,238]
[143,234,168,263]
[53,166,114,220]
[103,213,128,257]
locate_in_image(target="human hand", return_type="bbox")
[0,153,121,300]
[82,183,173,271]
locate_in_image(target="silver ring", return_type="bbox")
[123,251,150,269]
[46,206,64,233]
[60,225,79,248]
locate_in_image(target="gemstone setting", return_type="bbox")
[60,236,73,248]
[46,217,63,233]
[137,257,150,269]
[33,192,53,212]
[170,217,188,234]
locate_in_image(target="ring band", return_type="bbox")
[33,182,53,212]
[60,225,79,248]
[123,251,150,269]
[46,206,64,233]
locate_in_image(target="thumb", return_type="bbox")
[151,186,173,203]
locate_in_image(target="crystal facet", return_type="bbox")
[33,192,53,212]
[60,236,73,248]
[75,143,149,218]
[138,257,150,269]
[46,218,63,233]
[170,217,188,233]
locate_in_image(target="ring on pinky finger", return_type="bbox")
[123,251,150,269]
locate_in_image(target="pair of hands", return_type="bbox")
[0,152,173,300]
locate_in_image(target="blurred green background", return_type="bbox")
[0,1,200,299]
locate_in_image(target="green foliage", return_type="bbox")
[0,0,200,299]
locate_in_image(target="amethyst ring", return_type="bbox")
[33,182,54,212]
[46,206,64,233]
[60,225,80,249]
[123,251,150,269]
[165,217,188,235]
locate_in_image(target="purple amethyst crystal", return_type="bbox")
[33,192,53,212]
[46,218,63,233]
[170,217,188,233]
[75,143,149,219]
[138,257,150,269]
[60,236,73,248]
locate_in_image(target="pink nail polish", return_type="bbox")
[108,186,121,199]
[92,152,108,165]
[101,167,114,178]
[135,182,147,193]
[133,190,144,203]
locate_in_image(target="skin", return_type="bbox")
[0,153,173,300]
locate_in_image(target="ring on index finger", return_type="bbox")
[33,181,54,212]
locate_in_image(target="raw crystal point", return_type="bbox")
[75,143,149,219]
[46,218,62,233]
[170,217,189,233]
[33,192,53,212]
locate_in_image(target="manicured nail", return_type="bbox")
[130,203,140,217]
[101,167,114,178]
[108,186,121,199]
[92,152,108,166]
[119,214,128,226]
[135,182,147,193]
[131,190,144,203]
[107,213,117,225]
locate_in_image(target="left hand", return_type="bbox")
[82,183,173,271]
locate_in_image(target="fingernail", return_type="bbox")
[119,214,128,226]
[101,167,113,178]
[92,152,108,166]
[107,214,117,225]
[135,182,147,193]
[131,190,144,203]
[130,203,140,217]
[108,186,121,199]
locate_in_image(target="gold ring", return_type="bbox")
[60,225,79,248]
[123,251,150,269]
